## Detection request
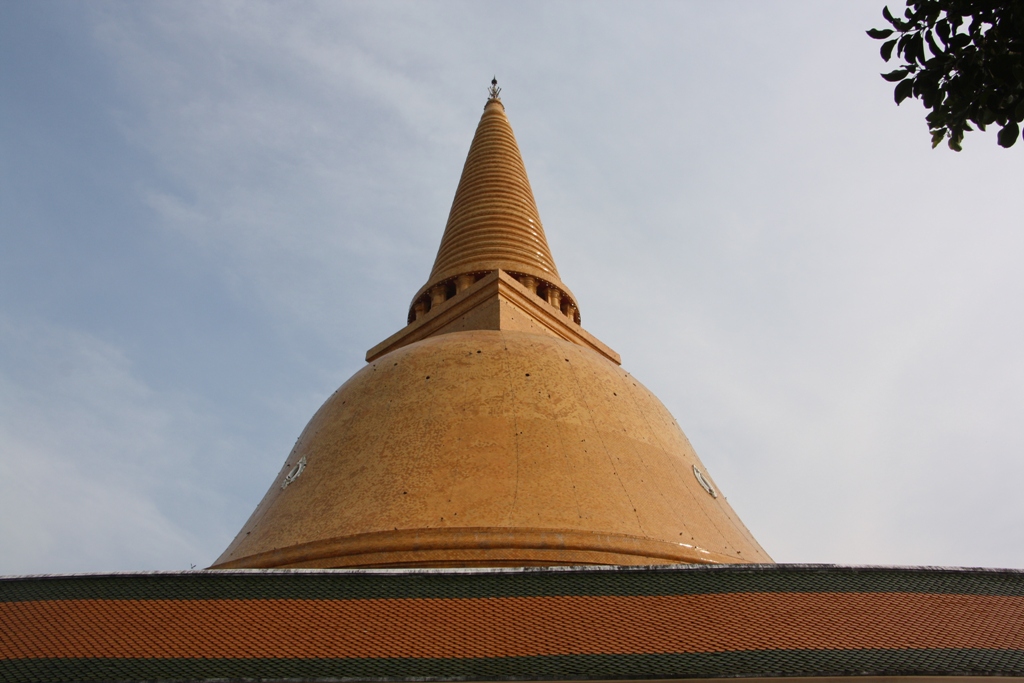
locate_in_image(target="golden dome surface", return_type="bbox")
[213,330,769,568]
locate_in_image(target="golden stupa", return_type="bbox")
[212,82,770,569]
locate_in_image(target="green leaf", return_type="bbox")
[883,69,910,82]
[926,110,946,127]
[897,33,912,58]
[931,129,946,148]
[883,5,894,23]
[894,79,914,104]
[867,28,895,39]
[997,120,1020,148]
[911,33,925,64]
[881,39,897,61]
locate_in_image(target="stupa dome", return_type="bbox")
[212,83,770,569]
[213,330,769,568]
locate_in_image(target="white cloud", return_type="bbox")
[0,317,210,573]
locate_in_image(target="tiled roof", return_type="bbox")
[3,564,1024,682]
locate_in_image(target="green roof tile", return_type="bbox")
[4,564,1024,603]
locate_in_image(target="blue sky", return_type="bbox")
[2,1,1022,574]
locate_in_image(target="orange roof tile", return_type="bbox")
[3,564,1024,682]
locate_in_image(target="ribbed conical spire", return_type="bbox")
[431,96,558,280]
[410,89,575,319]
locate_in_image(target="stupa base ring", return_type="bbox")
[210,526,749,569]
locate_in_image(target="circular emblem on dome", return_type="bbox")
[281,455,307,490]
[693,465,717,498]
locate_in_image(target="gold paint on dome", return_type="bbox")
[211,84,771,569]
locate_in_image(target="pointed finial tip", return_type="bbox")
[487,76,501,101]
